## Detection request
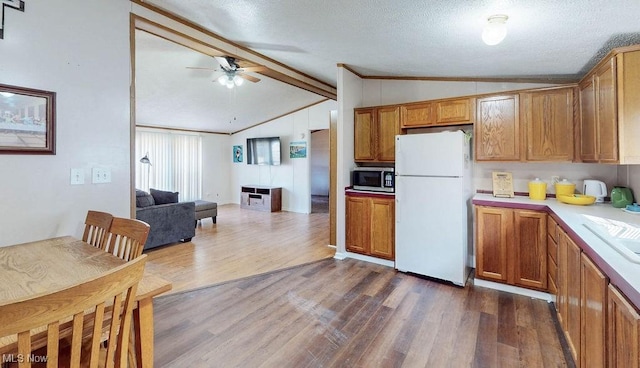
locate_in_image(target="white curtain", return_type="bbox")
[135,129,202,202]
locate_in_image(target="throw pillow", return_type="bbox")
[135,189,155,208]
[150,188,179,205]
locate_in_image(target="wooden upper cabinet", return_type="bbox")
[354,108,376,161]
[578,47,640,164]
[608,284,640,368]
[401,101,434,128]
[521,87,575,162]
[475,94,520,161]
[400,98,475,128]
[595,57,619,163]
[435,98,475,124]
[579,77,598,162]
[377,106,400,162]
[354,106,399,162]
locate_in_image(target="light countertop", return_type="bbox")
[472,193,640,308]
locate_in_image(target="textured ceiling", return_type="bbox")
[136,0,640,133]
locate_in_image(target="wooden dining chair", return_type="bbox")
[0,255,147,368]
[103,217,150,261]
[82,210,113,249]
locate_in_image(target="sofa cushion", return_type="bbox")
[150,188,179,205]
[136,189,155,208]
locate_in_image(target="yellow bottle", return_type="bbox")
[528,178,547,200]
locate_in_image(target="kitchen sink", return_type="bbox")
[583,214,640,264]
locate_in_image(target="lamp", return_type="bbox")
[217,73,244,88]
[482,14,508,46]
[139,153,152,166]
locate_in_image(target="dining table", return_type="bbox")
[0,236,172,368]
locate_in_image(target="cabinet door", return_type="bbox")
[475,95,520,161]
[608,284,640,368]
[475,206,510,282]
[566,235,582,364]
[401,102,434,128]
[435,98,475,124]
[557,230,568,329]
[581,253,608,368]
[345,196,370,255]
[579,77,598,162]
[377,106,400,162]
[369,197,395,260]
[522,88,575,161]
[512,210,547,290]
[354,108,376,161]
[595,58,619,163]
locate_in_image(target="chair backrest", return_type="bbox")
[0,255,147,368]
[82,210,113,249]
[104,217,150,261]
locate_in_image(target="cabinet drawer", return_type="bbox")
[548,253,557,285]
[548,272,558,294]
[548,235,558,264]
[547,216,559,242]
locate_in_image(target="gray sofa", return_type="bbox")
[135,189,196,250]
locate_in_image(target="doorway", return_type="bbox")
[310,129,330,214]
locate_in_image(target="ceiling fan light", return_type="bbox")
[482,14,508,46]
[226,78,235,89]
[233,75,244,86]
[217,75,227,85]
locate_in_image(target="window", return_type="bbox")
[135,128,202,201]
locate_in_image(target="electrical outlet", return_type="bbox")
[551,176,560,184]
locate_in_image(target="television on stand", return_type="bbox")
[246,137,281,165]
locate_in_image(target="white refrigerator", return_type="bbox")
[395,131,472,286]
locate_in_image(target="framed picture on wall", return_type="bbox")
[289,141,307,158]
[0,83,56,154]
[233,145,243,163]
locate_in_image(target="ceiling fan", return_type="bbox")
[187,56,267,88]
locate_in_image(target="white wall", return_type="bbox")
[310,130,330,196]
[201,133,233,204]
[0,1,131,246]
[229,100,336,213]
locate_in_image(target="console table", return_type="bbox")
[240,185,282,212]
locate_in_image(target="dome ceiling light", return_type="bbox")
[482,14,509,46]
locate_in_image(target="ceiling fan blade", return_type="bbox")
[239,66,268,73]
[238,73,260,83]
[186,66,217,71]
[215,56,233,70]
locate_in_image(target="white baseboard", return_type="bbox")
[473,278,555,303]
[333,251,347,260]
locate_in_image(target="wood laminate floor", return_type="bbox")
[154,258,572,368]
[144,204,335,294]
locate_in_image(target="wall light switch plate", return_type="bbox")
[92,167,111,184]
[70,168,84,185]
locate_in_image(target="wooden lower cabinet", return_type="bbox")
[475,206,546,290]
[608,284,640,367]
[345,196,370,254]
[346,194,394,260]
[557,229,609,367]
[581,253,608,368]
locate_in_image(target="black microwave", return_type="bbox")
[352,167,394,192]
